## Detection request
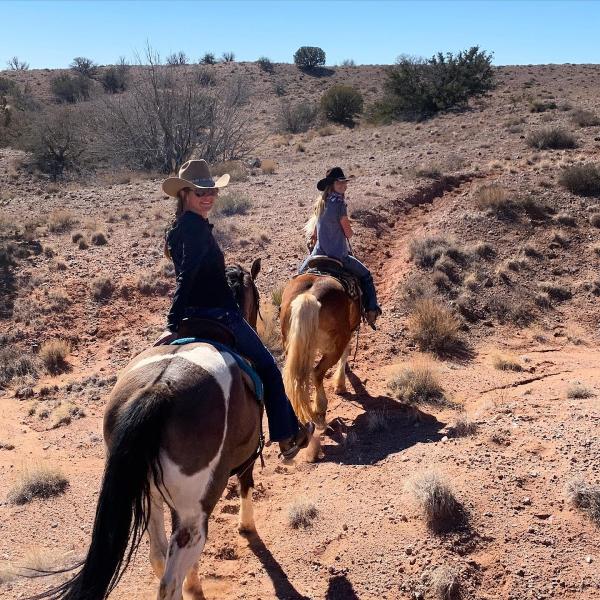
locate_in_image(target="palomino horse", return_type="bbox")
[281,270,361,460]
[36,260,263,600]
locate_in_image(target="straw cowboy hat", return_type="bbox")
[162,159,230,197]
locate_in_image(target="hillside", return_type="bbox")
[1,62,600,599]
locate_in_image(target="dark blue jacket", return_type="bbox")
[166,211,238,332]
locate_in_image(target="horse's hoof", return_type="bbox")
[238,524,256,536]
[334,385,347,394]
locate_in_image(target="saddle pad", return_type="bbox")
[300,267,361,303]
[170,338,264,403]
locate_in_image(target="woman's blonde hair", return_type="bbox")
[164,189,188,259]
[303,185,332,244]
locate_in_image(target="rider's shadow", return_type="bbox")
[320,368,445,465]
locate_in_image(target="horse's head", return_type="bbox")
[226,258,261,329]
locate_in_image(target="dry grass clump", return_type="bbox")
[471,241,495,259]
[590,214,600,228]
[523,244,543,258]
[526,127,577,149]
[215,192,251,216]
[91,276,115,301]
[90,231,108,245]
[571,108,600,127]
[529,99,556,113]
[430,566,461,600]
[136,273,169,296]
[492,353,522,372]
[555,212,577,226]
[271,283,284,307]
[406,471,465,533]
[261,159,277,174]
[39,339,70,374]
[473,184,514,214]
[288,497,318,529]
[408,298,462,355]
[7,464,69,505]
[450,413,478,438]
[0,347,38,388]
[567,479,600,526]
[71,231,84,243]
[78,237,89,250]
[566,382,595,399]
[538,282,572,301]
[415,164,443,180]
[51,401,85,428]
[559,163,600,197]
[47,210,75,233]
[409,236,467,269]
[387,359,445,405]
[211,160,247,182]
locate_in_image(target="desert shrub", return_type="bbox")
[559,163,600,197]
[571,109,600,127]
[492,353,522,371]
[408,298,462,354]
[39,339,70,374]
[293,46,326,70]
[568,479,600,526]
[320,85,363,126]
[288,497,318,528]
[135,273,169,296]
[430,566,460,600]
[387,359,445,404]
[197,67,216,87]
[166,51,187,66]
[22,107,87,179]
[472,241,495,259]
[215,192,251,216]
[450,414,478,438]
[71,231,84,242]
[526,127,577,149]
[567,382,595,399]
[7,56,29,70]
[221,51,235,63]
[70,57,98,78]
[590,214,600,228]
[7,464,69,505]
[409,236,468,269]
[257,56,274,73]
[277,101,318,133]
[48,210,75,233]
[200,52,216,65]
[51,74,91,103]
[91,231,108,245]
[555,212,577,226]
[261,159,276,174]
[383,46,494,120]
[91,276,115,300]
[539,282,572,301]
[406,471,465,532]
[0,347,38,388]
[100,65,128,93]
[78,238,89,250]
[473,184,516,215]
[89,47,254,172]
[274,82,286,96]
[258,303,282,359]
[271,283,284,307]
[341,59,356,67]
[529,99,556,113]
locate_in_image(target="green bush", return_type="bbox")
[320,85,363,126]
[384,46,494,120]
[51,74,91,103]
[215,193,251,216]
[560,164,600,197]
[293,46,326,70]
[277,101,318,133]
[526,127,577,149]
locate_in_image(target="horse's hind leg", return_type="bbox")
[237,466,256,534]
[333,342,351,394]
[148,489,168,579]
[159,516,208,600]
[313,337,349,425]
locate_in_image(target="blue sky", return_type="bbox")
[1,1,599,69]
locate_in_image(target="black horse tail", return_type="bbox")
[31,382,172,600]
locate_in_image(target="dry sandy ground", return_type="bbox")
[1,63,600,599]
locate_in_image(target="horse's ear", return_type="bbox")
[250,258,261,281]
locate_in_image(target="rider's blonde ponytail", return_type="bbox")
[303,185,332,245]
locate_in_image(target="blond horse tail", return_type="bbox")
[283,293,321,424]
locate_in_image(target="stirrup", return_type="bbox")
[279,422,316,460]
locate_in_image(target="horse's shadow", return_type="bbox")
[245,532,311,600]
[319,369,445,465]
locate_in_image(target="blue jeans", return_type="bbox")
[299,254,380,311]
[183,307,299,442]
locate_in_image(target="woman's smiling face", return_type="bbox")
[333,180,348,194]
[185,187,218,216]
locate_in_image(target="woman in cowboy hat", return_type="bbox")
[301,167,382,327]
[156,159,313,459]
